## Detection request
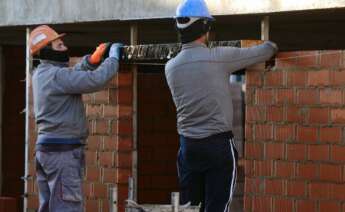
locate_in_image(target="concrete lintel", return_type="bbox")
[1,0,345,26]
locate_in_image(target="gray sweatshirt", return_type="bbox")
[32,56,119,144]
[165,41,277,139]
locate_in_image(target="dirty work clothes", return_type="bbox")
[35,147,85,212]
[32,56,119,144]
[165,41,277,139]
[178,132,238,212]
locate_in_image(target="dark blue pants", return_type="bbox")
[177,132,238,212]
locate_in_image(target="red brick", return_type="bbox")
[103,168,116,183]
[275,125,294,142]
[245,177,263,194]
[296,200,316,212]
[297,163,319,180]
[320,127,342,144]
[86,105,102,117]
[117,87,133,105]
[308,108,329,124]
[117,136,133,151]
[287,144,306,161]
[320,164,342,182]
[87,136,101,151]
[83,182,93,197]
[254,160,273,176]
[245,124,254,141]
[287,71,307,86]
[331,109,345,124]
[244,160,254,176]
[320,89,342,105]
[297,126,318,143]
[246,106,265,122]
[297,89,319,105]
[94,90,109,104]
[309,182,331,199]
[287,180,306,197]
[330,70,345,86]
[117,119,133,136]
[255,124,273,141]
[256,89,274,105]
[287,106,305,123]
[252,196,272,212]
[265,143,285,160]
[331,184,345,200]
[275,161,294,178]
[103,136,117,151]
[86,166,100,181]
[99,151,114,167]
[103,105,117,117]
[276,52,299,68]
[273,198,293,212]
[276,89,294,105]
[265,179,284,195]
[246,71,262,87]
[308,145,330,161]
[82,94,92,103]
[308,70,330,86]
[331,146,345,162]
[85,199,99,212]
[95,119,109,135]
[319,201,341,212]
[296,51,319,68]
[93,183,108,198]
[116,168,132,183]
[85,151,97,166]
[101,199,110,212]
[267,106,284,122]
[117,71,133,87]
[118,105,133,119]
[265,71,284,87]
[320,50,342,68]
[116,152,132,168]
[245,142,263,159]
[244,196,252,211]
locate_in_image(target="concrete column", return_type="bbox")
[130,23,139,202]
[0,46,3,195]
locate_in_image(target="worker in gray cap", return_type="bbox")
[165,0,278,211]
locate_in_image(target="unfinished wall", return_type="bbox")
[26,64,135,212]
[244,50,345,212]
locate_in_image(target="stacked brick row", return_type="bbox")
[244,50,345,212]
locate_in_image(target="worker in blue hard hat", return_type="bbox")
[165,0,278,211]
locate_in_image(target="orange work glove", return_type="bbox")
[89,43,110,65]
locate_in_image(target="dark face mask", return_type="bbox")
[38,46,69,63]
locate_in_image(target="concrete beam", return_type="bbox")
[1,0,345,26]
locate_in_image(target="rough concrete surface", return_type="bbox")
[1,0,345,26]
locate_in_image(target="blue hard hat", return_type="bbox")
[175,0,215,20]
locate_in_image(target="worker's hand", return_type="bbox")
[108,43,124,61]
[88,43,111,65]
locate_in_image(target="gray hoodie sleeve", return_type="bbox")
[72,55,98,72]
[52,57,119,94]
[214,41,278,73]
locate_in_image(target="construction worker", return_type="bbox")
[29,25,122,212]
[165,0,278,211]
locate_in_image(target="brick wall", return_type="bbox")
[26,63,134,212]
[244,50,345,212]
[137,71,179,204]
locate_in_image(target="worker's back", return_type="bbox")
[165,41,277,139]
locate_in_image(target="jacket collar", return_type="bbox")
[182,42,207,50]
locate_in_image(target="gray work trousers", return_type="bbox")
[35,147,85,212]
